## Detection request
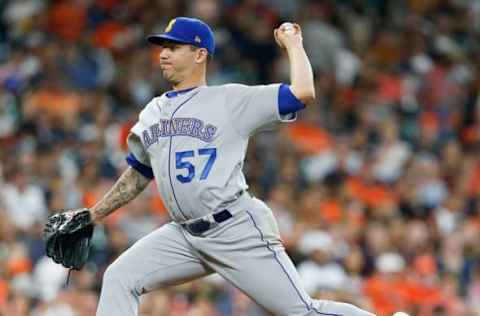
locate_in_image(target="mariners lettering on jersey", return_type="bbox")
[143,117,218,148]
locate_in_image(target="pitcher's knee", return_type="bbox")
[102,262,139,295]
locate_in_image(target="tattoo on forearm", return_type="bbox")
[92,167,151,220]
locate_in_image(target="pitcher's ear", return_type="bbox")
[195,48,209,64]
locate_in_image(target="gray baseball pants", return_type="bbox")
[96,195,375,316]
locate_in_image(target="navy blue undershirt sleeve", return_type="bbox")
[278,83,306,115]
[126,153,154,179]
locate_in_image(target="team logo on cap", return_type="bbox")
[194,36,202,43]
[165,19,176,32]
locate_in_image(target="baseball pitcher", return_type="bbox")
[45,17,378,316]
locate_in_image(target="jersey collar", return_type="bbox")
[165,86,199,98]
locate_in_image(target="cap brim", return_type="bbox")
[147,34,191,46]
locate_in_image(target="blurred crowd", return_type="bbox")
[1,0,480,315]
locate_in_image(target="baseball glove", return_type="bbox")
[43,208,94,270]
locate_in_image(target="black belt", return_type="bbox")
[181,209,233,235]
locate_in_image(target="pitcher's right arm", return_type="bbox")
[274,22,315,105]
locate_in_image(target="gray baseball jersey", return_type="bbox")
[127,83,294,222]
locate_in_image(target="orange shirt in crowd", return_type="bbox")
[0,279,8,306]
[92,21,129,50]
[461,124,480,145]
[364,273,445,316]
[377,73,402,104]
[346,177,395,208]
[319,199,343,224]
[363,275,413,316]
[6,257,32,276]
[24,88,82,122]
[467,163,480,196]
[48,1,87,42]
[119,121,135,152]
[284,122,331,155]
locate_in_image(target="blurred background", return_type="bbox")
[1,0,480,315]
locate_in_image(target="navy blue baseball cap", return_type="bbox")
[147,17,215,55]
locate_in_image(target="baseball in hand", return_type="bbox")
[282,23,295,34]
[393,312,410,316]
[274,22,301,49]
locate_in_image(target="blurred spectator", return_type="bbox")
[0,168,47,231]
[297,230,348,295]
[363,252,410,315]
